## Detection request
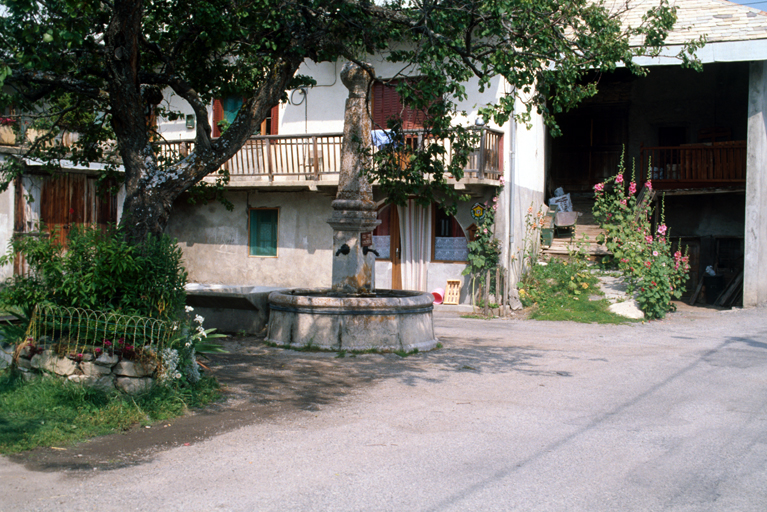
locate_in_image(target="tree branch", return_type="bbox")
[6,70,107,100]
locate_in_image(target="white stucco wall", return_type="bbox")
[156,57,539,303]
[505,95,547,287]
[157,90,202,141]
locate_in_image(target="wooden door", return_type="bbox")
[39,174,118,248]
[390,205,402,290]
[41,173,87,247]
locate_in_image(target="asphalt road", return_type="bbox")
[2,304,767,511]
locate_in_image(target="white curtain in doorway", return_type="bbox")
[397,199,432,291]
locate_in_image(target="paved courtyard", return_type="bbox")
[2,304,767,511]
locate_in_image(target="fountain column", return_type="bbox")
[328,62,380,295]
[265,62,438,353]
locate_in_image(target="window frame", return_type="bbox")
[431,204,469,264]
[248,207,280,258]
[372,204,394,261]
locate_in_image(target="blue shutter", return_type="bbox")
[249,209,278,256]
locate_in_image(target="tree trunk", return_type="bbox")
[105,0,303,244]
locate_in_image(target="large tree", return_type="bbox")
[0,0,700,242]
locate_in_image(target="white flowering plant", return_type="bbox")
[161,306,226,385]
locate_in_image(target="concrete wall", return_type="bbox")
[166,191,335,287]
[166,189,482,303]
[745,60,767,307]
[157,56,536,304]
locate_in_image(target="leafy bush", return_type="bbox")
[518,258,595,306]
[0,225,188,322]
[592,157,690,319]
[517,258,627,323]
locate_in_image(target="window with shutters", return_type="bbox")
[249,208,279,257]
[372,79,428,131]
[213,97,279,137]
[432,205,468,262]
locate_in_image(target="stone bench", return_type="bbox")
[184,284,289,335]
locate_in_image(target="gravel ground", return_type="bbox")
[2,303,767,511]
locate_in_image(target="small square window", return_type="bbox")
[249,208,278,257]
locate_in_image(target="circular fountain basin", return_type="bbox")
[266,289,439,352]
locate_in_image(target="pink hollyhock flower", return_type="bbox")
[674,250,682,260]
[615,174,624,184]
[657,224,667,235]
[646,180,653,191]
[653,250,659,257]
[594,182,604,192]
[620,199,627,206]
[499,176,505,185]
[645,235,653,243]
[628,182,637,195]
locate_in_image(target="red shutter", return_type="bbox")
[372,80,426,130]
[212,99,224,137]
[270,105,279,135]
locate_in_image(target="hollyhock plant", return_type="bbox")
[592,153,690,319]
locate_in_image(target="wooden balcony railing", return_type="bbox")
[640,141,746,189]
[156,127,503,183]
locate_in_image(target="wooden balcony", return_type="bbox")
[156,127,503,188]
[640,141,746,190]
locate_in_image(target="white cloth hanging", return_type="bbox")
[397,199,432,291]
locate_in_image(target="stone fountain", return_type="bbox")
[266,63,438,352]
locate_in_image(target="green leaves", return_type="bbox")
[0,0,697,241]
[0,226,188,321]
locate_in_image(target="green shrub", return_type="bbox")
[517,258,629,324]
[0,225,187,322]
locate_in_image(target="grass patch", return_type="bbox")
[519,258,636,324]
[460,313,496,320]
[0,370,220,454]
